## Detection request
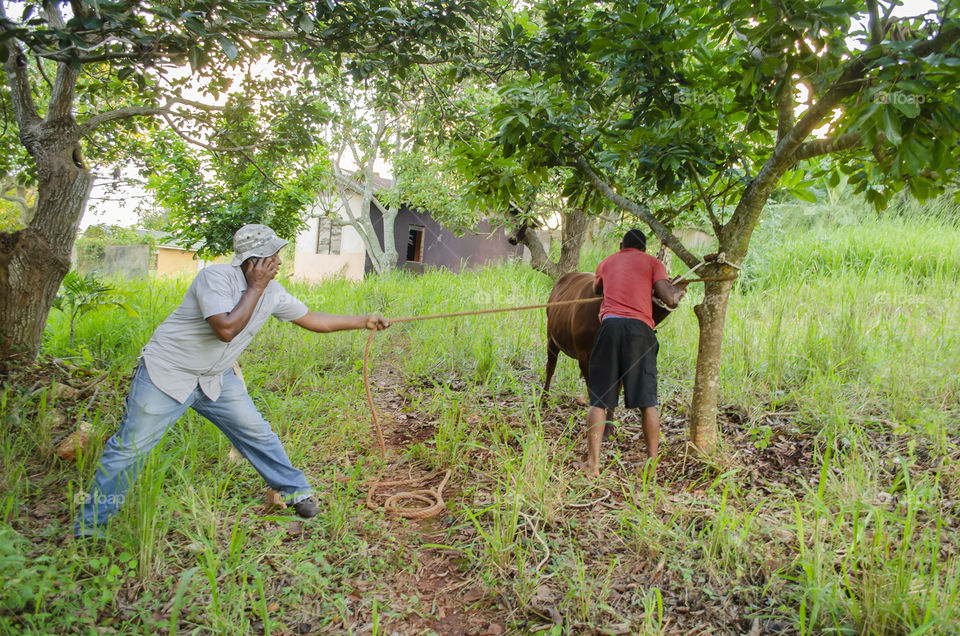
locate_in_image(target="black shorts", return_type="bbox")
[588,318,659,410]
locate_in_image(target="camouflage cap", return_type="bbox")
[230,224,289,266]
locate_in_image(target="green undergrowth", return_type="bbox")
[2,202,959,634]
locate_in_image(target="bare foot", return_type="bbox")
[602,420,616,442]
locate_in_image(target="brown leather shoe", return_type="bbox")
[294,497,319,518]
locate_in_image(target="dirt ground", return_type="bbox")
[7,359,958,634]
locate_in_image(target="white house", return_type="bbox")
[294,173,524,281]
[293,191,369,282]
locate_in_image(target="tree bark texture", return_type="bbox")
[0,148,93,364]
[1,45,92,365]
[688,275,736,453]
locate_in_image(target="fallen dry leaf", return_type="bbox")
[264,490,287,510]
[267,602,280,612]
[53,383,81,401]
[533,585,556,605]
[228,445,244,465]
[56,421,92,461]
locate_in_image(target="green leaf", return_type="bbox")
[789,187,818,203]
[882,107,902,145]
[299,14,315,34]
[188,46,202,71]
[184,17,206,37]
[890,95,920,118]
[216,35,238,61]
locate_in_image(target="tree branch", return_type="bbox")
[775,24,960,172]
[34,56,52,90]
[0,192,30,213]
[35,48,167,63]
[687,164,722,236]
[1,40,42,130]
[722,24,960,260]
[867,0,884,46]
[76,98,225,137]
[160,112,293,153]
[39,2,81,124]
[775,62,795,144]
[46,61,79,123]
[574,157,700,268]
[77,105,168,136]
[791,132,863,162]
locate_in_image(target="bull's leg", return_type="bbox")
[576,358,592,407]
[541,339,561,407]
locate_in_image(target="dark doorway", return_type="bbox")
[406,225,424,262]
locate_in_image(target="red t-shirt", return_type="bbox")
[595,248,669,329]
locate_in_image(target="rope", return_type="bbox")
[682,275,739,283]
[360,296,601,519]
[358,268,729,518]
[362,296,603,460]
[365,469,452,519]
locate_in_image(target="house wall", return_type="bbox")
[293,252,366,280]
[156,247,199,275]
[295,189,522,278]
[100,244,152,278]
[367,206,523,274]
[293,197,367,281]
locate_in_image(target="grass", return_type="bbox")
[1,198,959,634]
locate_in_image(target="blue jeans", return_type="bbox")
[74,361,311,537]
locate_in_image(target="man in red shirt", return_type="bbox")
[585,229,687,477]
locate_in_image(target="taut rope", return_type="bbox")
[359,268,738,518]
[362,296,603,460]
[360,296,602,519]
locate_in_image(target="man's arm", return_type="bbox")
[206,260,278,342]
[653,279,688,309]
[292,312,389,333]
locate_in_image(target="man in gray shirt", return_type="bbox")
[74,224,388,538]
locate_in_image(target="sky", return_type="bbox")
[80,0,939,230]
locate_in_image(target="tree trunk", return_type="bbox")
[0,39,91,367]
[379,207,399,272]
[511,207,590,279]
[687,174,775,453]
[557,207,589,274]
[357,205,398,275]
[0,150,93,364]
[514,223,559,278]
[688,274,735,453]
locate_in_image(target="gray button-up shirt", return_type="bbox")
[141,264,308,403]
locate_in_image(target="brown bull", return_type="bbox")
[542,272,671,431]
